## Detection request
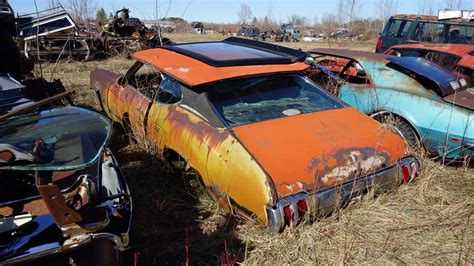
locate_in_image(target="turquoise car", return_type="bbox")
[307,48,473,160]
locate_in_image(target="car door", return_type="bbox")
[146,74,184,150]
[118,62,158,138]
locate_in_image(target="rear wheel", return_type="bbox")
[374,114,420,148]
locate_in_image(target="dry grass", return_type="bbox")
[37,34,474,265]
[239,158,474,264]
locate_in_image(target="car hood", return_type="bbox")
[232,107,407,197]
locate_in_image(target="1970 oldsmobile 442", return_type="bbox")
[91,37,419,232]
[308,48,473,160]
[0,105,132,264]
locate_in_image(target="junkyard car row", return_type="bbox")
[1,3,473,264]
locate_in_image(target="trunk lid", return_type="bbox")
[232,107,407,197]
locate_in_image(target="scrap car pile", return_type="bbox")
[10,2,169,61]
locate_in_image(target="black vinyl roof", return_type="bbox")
[160,37,307,67]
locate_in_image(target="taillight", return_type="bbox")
[410,161,418,176]
[273,193,308,230]
[282,199,308,228]
[401,165,410,184]
[400,160,418,184]
[297,200,307,218]
[376,38,383,51]
[283,205,293,227]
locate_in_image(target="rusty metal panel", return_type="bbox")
[232,107,406,197]
[146,104,276,223]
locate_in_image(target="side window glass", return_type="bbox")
[457,26,474,44]
[345,62,369,85]
[399,20,413,38]
[412,22,446,43]
[156,74,183,104]
[400,49,422,57]
[384,19,403,37]
[447,25,473,44]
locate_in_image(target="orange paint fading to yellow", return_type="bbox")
[135,102,275,223]
[102,81,277,222]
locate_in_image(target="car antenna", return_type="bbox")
[34,0,44,79]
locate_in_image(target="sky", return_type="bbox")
[8,0,474,24]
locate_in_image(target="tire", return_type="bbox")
[375,114,420,148]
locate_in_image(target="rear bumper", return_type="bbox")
[266,156,419,232]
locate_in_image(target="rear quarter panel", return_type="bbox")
[146,103,276,223]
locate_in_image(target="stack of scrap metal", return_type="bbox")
[17,4,90,61]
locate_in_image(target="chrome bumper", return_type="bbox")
[266,156,419,232]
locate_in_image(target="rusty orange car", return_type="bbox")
[90,37,419,232]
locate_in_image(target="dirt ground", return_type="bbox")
[37,33,473,265]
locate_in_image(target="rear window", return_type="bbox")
[411,22,474,44]
[382,19,413,38]
[424,51,461,70]
[207,74,343,127]
[391,49,461,71]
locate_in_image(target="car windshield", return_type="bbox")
[206,74,344,127]
[0,106,111,171]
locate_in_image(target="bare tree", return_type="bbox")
[333,0,365,30]
[336,0,345,27]
[320,14,339,35]
[267,0,273,24]
[289,15,309,27]
[376,0,398,21]
[443,0,465,9]
[346,0,364,30]
[238,3,253,25]
[67,0,97,22]
[48,0,56,8]
[418,0,435,15]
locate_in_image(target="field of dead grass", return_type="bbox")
[37,34,473,265]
